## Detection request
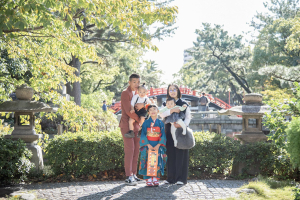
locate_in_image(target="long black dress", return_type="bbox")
[163,98,189,184]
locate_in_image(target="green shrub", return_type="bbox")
[234,142,277,177]
[0,137,34,185]
[234,142,298,179]
[287,117,300,169]
[44,130,298,180]
[190,132,240,174]
[45,130,124,177]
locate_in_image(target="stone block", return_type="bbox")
[27,143,44,171]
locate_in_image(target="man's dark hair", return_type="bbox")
[166,97,176,104]
[202,93,205,95]
[147,104,158,112]
[166,84,182,98]
[103,100,106,103]
[129,73,140,81]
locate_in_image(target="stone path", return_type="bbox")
[5,180,247,200]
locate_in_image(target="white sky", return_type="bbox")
[143,0,269,85]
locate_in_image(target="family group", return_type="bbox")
[119,73,192,187]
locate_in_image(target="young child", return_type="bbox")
[139,104,167,186]
[159,98,187,147]
[124,83,151,138]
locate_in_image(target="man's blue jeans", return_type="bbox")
[199,105,207,118]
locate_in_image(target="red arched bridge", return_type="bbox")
[110,87,231,114]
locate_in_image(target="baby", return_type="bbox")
[159,98,187,147]
[124,83,152,138]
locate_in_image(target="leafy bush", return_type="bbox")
[287,117,300,169]
[45,130,124,177]
[0,137,34,185]
[234,142,278,177]
[44,130,298,179]
[234,142,298,180]
[190,131,240,174]
[263,82,300,150]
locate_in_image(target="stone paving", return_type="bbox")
[8,179,247,200]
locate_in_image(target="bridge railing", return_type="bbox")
[148,87,198,96]
[111,87,232,114]
[110,102,121,113]
[205,94,231,110]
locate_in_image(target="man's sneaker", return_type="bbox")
[125,176,137,186]
[133,174,144,183]
[124,130,135,138]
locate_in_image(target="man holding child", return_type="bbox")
[119,73,145,185]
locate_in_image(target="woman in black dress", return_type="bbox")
[160,84,191,185]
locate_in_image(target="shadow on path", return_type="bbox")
[0,186,23,198]
[78,183,183,200]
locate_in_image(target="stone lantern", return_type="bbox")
[218,93,271,144]
[218,93,271,176]
[2,84,53,171]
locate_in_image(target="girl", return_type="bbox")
[138,104,167,186]
[159,97,187,147]
[124,83,151,138]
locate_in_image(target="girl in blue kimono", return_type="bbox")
[139,104,167,187]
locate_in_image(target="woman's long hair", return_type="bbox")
[166,84,182,99]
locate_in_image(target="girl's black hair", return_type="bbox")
[166,97,176,104]
[138,83,147,90]
[147,104,158,112]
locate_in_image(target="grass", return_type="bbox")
[224,176,297,200]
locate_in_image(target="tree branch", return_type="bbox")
[3,26,44,33]
[83,37,131,43]
[16,34,54,38]
[213,54,252,93]
[93,79,116,92]
[271,73,300,82]
[82,61,99,64]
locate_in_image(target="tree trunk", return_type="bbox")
[213,55,252,93]
[229,82,243,104]
[66,56,81,106]
[72,56,81,106]
[223,64,252,93]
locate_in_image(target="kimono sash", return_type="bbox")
[147,127,161,141]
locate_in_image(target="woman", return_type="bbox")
[160,84,191,185]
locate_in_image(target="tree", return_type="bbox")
[82,43,143,98]
[251,0,300,84]
[1,0,177,103]
[176,24,252,104]
[1,0,177,128]
[139,60,165,88]
[62,1,178,105]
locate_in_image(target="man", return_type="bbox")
[102,100,107,111]
[198,93,209,118]
[119,73,145,185]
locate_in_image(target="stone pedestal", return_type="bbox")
[5,134,44,171]
[218,93,271,176]
[26,143,44,171]
[0,85,53,172]
[232,159,260,176]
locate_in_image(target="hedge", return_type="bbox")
[45,130,298,179]
[45,130,124,177]
[0,137,34,185]
[190,131,239,173]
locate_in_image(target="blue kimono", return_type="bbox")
[138,117,167,179]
